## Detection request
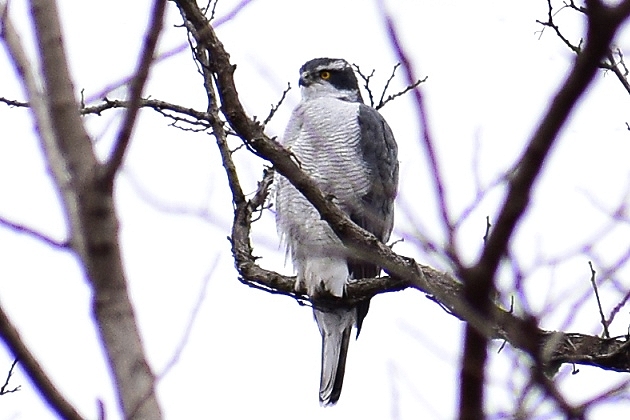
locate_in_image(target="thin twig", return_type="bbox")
[0,97,28,107]
[538,0,630,96]
[0,359,20,395]
[263,83,291,126]
[483,216,491,245]
[375,63,426,111]
[576,379,630,411]
[536,0,583,54]
[82,97,207,118]
[615,48,629,75]
[378,63,400,107]
[377,76,426,111]
[602,50,630,95]
[352,63,426,110]
[352,64,376,108]
[378,0,455,260]
[203,0,219,18]
[0,216,68,248]
[607,287,630,327]
[589,261,610,338]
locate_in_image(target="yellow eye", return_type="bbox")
[320,70,331,80]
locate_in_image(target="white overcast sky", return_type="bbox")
[2,0,630,419]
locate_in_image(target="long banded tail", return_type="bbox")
[314,308,355,406]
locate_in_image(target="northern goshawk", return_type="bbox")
[275,57,399,405]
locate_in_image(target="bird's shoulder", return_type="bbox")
[356,104,398,167]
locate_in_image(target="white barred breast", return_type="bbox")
[275,96,369,297]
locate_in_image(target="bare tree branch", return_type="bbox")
[536,0,583,54]
[0,215,68,248]
[376,64,427,110]
[602,49,630,96]
[0,96,27,107]
[231,173,630,374]
[352,63,427,111]
[101,0,167,185]
[377,63,401,108]
[378,0,455,261]
[26,0,164,417]
[352,64,376,107]
[1,7,84,418]
[455,1,630,418]
[588,261,610,338]
[82,97,214,132]
[0,305,82,419]
[263,82,291,126]
[377,76,426,111]
[538,0,630,97]
[3,94,218,134]
[1,2,76,252]
[0,359,20,395]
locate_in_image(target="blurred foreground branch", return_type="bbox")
[1,0,167,418]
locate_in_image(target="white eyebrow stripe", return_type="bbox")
[313,61,350,72]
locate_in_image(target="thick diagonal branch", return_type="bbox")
[0,305,82,419]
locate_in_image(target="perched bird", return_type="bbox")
[275,57,398,405]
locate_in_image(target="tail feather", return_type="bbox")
[314,308,355,406]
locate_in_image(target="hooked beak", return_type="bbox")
[298,71,311,87]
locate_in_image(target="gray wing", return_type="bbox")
[355,104,398,242]
[348,104,398,334]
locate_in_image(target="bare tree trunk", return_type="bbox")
[26,0,166,418]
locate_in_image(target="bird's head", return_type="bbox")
[298,58,363,103]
